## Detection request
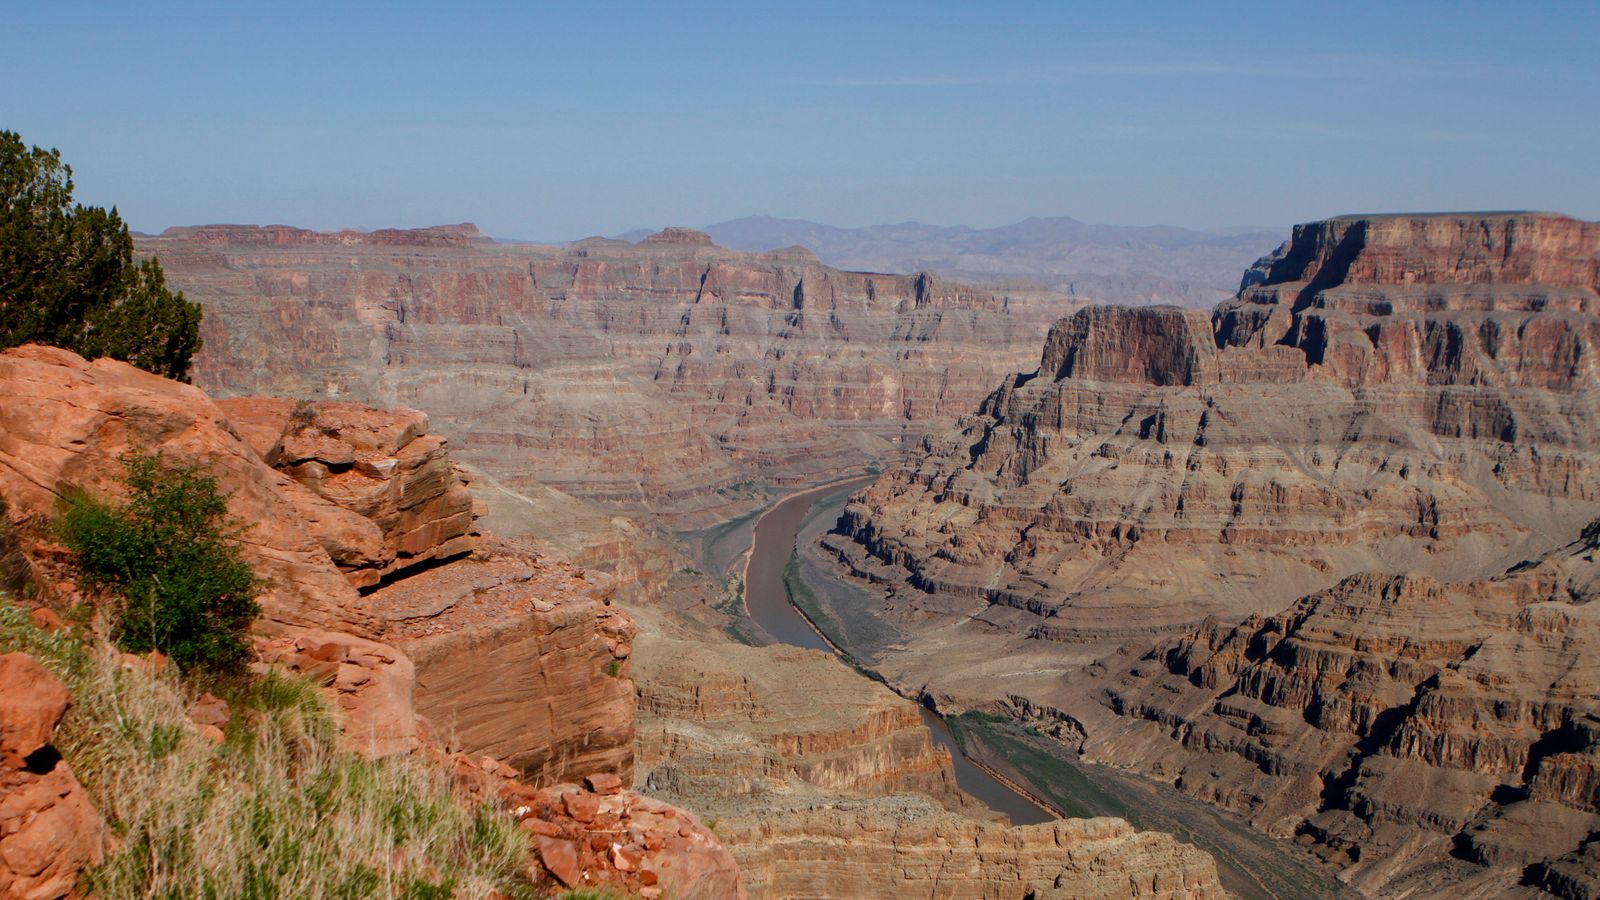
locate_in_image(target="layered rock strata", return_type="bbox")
[137,224,1069,529]
[718,798,1226,900]
[0,344,741,892]
[635,635,965,806]
[632,633,1226,898]
[832,212,1600,692]
[363,536,637,783]
[1080,518,1600,896]
[216,397,480,589]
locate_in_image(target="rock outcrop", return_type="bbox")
[0,653,106,900]
[363,536,637,784]
[1080,518,1600,896]
[0,345,741,893]
[0,344,374,637]
[635,635,965,806]
[718,798,1226,899]
[829,212,1600,699]
[215,397,479,589]
[632,632,1227,899]
[447,751,746,898]
[137,224,1071,529]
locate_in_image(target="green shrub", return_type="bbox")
[57,450,261,678]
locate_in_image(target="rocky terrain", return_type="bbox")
[1077,519,1600,896]
[0,653,105,900]
[823,212,1600,895]
[692,215,1281,309]
[136,224,1071,531]
[0,344,743,896]
[831,211,1600,680]
[631,631,1227,898]
[0,342,1237,898]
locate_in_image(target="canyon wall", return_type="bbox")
[632,632,1226,898]
[824,212,1600,895]
[1082,518,1600,896]
[830,211,1600,685]
[137,224,1069,530]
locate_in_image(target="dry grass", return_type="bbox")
[0,599,532,899]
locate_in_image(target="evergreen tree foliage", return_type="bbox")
[0,130,202,380]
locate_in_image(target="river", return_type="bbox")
[734,477,1346,900]
[742,477,1054,826]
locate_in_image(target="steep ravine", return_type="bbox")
[738,480,1344,899]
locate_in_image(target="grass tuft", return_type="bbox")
[0,598,530,898]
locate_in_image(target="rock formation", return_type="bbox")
[829,211,1600,695]
[215,397,480,590]
[136,224,1070,530]
[0,344,743,895]
[1081,518,1600,896]
[718,799,1226,899]
[0,653,106,900]
[632,632,1227,898]
[822,212,1600,895]
[0,344,374,637]
[635,635,967,807]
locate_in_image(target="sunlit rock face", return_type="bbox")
[139,224,1071,529]
[835,212,1600,660]
[827,211,1600,896]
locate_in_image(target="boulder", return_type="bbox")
[0,654,106,900]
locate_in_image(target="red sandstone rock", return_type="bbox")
[584,772,623,795]
[188,692,230,729]
[215,397,479,590]
[0,654,70,767]
[25,609,61,634]
[563,791,599,824]
[0,345,373,637]
[0,654,106,899]
[536,837,581,888]
[360,536,637,784]
[256,630,418,757]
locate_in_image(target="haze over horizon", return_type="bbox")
[5,1,1597,241]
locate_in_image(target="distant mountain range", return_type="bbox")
[615,215,1283,308]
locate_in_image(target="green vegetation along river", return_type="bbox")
[737,478,1346,900]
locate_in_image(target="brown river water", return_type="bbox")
[732,478,1345,900]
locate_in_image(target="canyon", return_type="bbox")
[825,212,1600,894]
[0,343,1229,898]
[88,208,1598,897]
[137,224,1069,532]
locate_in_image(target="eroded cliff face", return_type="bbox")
[1081,520,1600,896]
[136,224,1069,529]
[631,633,1226,899]
[0,345,742,896]
[830,212,1600,691]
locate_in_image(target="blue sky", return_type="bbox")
[4,1,1596,239]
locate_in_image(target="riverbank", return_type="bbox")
[736,479,1347,900]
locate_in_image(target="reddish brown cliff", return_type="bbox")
[136,225,1070,529]
[828,212,1600,696]
[1080,519,1600,895]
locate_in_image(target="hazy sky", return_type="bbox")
[5,1,1597,240]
